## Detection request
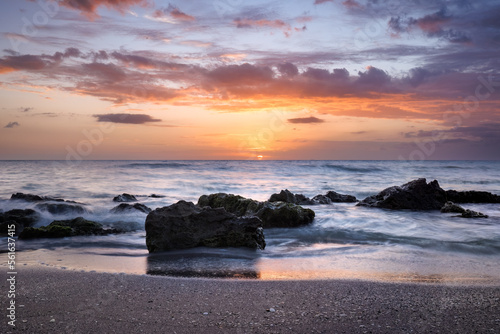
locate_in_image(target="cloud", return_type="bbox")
[43,0,150,19]
[288,116,325,124]
[233,18,301,37]
[93,113,161,124]
[4,122,20,128]
[151,4,195,23]
[388,8,472,44]
[342,0,362,9]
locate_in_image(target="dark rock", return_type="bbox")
[149,194,165,198]
[19,217,120,239]
[35,202,88,215]
[269,189,315,205]
[445,190,500,203]
[145,200,265,252]
[325,191,358,203]
[10,192,81,203]
[198,193,315,228]
[460,209,489,219]
[10,193,45,202]
[111,203,152,214]
[113,193,138,202]
[270,189,357,205]
[357,178,447,210]
[0,209,40,235]
[440,201,466,214]
[311,194,332,204]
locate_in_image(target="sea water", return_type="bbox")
[1,160,499,284]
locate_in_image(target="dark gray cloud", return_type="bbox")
[4,121,20,128]
[288,116,325,124]
[94,113,161,124]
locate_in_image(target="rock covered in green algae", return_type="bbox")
[197,193,315,228]
[18,217,119,239]
[0,209,40,236]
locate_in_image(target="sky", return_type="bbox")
[0,0,499,160]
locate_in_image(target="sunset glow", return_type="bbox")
[0,0,499,160]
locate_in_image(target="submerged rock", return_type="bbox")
[149,194,165,198]
[111,203,152,214]
[198,193,315,228]
[460,209,489,219]
[0,209,40,235]
[440,201,466,213]
[113,193,138,202]
[357,178,447,210]
[145,200,265,252]
[18,217,120,239]
[35,202,88,215]
[445,190,500,203]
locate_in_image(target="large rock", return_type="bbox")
[111,203,152,214]
[357,178,447,210]
[445,190,500,203]
[113,193,138,202]
[0,209,40,235]
[35,202,88,215]
[18,217,120,239]
[198,193,315,228]
[145,201,265,252]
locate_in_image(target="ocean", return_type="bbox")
[1,160,500,284]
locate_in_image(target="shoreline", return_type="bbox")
[2,265,500,333]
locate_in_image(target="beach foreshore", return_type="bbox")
[1,266,499,333]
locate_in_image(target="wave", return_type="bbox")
[267,227,500,255]
[322,164,383,173]
[120,162,191,169]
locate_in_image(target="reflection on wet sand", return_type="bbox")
[146,247,261,279]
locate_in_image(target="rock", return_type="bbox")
[0,209,40,235]
[10,193,80,203]
[311,194,332,204]
[269,189,357,205]
[149,194,165,198]
[19,217,120,239]
[35,202,88,215]
[357,178,447,210]
[198,193,315,228]
[440,201,466,213]
[145,200,265,252]
[10,193,45,202]
[445,190,500,203]
[111,203,152,214]
[113,193,138,202]
[269,189,314,205]
[460,209,489,218]
[325,191,358,203]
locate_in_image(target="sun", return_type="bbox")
[257,155,263,160]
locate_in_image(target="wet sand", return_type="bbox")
[2,266,500,333]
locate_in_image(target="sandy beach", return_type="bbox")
[2,265,499,333]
